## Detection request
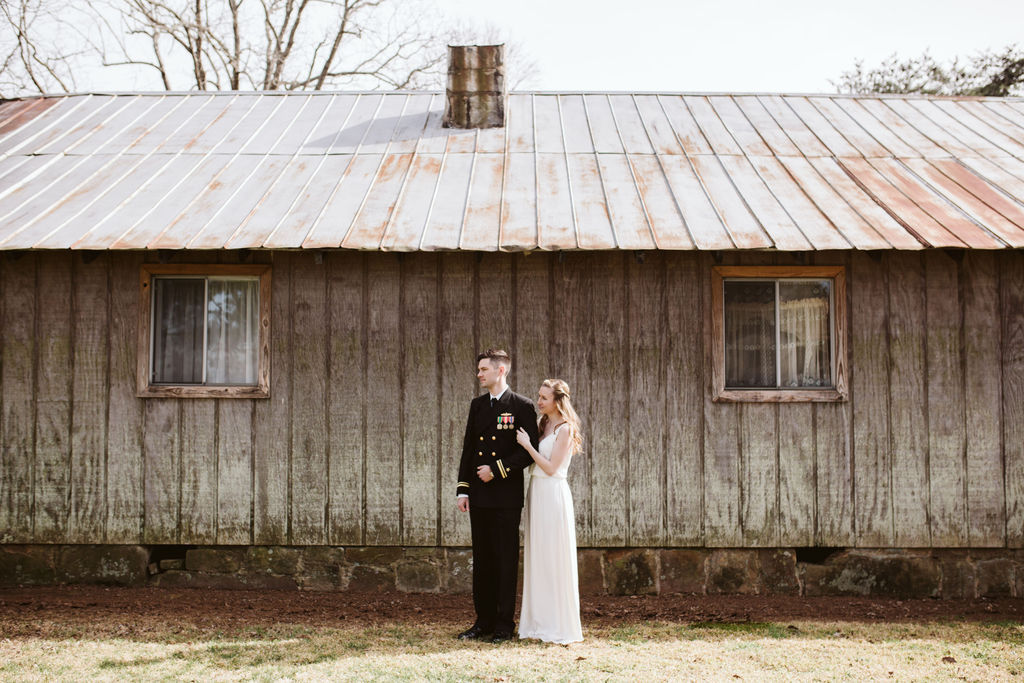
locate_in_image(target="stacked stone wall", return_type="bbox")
[2,545,1022,599]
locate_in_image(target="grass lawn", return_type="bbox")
[1,618,1022,681]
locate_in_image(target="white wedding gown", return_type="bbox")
[518,424,583,644]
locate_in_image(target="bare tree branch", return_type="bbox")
[0,0,540,96]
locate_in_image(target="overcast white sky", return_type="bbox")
[437,0,1024,93]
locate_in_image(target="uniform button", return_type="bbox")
[478,451,483,456]
[491,452,496,456]
[492,436,496,441]
[479,436,484,441]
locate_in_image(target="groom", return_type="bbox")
[456,349,539,643]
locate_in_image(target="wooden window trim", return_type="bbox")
[137,264,271,399]
[711,265,848,403]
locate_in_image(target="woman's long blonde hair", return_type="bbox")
[538,378,583,454]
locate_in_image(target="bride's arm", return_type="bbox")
[515,427,571,477]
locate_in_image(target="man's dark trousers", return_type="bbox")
[469,506,521,633]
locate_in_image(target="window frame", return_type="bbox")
[137,264,271,399]
[711,265,847,403]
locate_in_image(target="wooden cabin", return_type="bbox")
[1,51,1022,595]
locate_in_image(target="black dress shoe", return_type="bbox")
[457,625,490,640]
[490,630,514,643]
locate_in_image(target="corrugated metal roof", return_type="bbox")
[2,91,1024,250]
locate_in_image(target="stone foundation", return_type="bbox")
[2,545,1022,598]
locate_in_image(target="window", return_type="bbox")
[138,265,271,398]
[711,266,847,402]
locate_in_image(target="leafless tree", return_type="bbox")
[0,0,89,94]
[1,0,540,97]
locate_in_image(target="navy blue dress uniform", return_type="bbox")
[457,387,539,637]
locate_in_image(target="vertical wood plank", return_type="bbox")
[814,250,854,546]
[665,252,704,546]
[327,251,365,545]
[172,248,218,540]
[217,400,253,544]
[142,399,179,543]
[365,254,402,545]
[774,253,814,547]
[34,253,72,541]
[736,252,779,547]
[777,403,814,546]
[477,253,514,355]
[440,253,475,546]
[850,251,894,546]
[180,400,216,544]
[627,252,665,546]
[926,250,967,546]
[253,251,290,545]
[962,250,1004,547]
[0,253,35,542]
[1002,251,1024,548]
[513,253,550,408]
[69,254,109,542]
[740,403,778,546]
[885,251,930,547]
[703,252,741,547]
[107,253,144,543]
[402,254,439,545]
[590,253,628,546]
[553,252,593,546]
[289,251,328,545]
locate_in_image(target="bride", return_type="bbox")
[515,379,584,644]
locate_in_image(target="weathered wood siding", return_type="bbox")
[1,249,1022,548]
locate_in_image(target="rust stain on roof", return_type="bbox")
[2,92,1024,251]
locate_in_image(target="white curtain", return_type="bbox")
[779,281,831,387]
[206,279,258,385]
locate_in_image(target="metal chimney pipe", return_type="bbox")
[443,44,506,129]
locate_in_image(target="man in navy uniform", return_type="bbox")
[456,349,539,643]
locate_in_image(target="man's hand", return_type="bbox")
[456,497,469,512]
[477,465,494,482]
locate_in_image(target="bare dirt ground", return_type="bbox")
[1,586,1022,635]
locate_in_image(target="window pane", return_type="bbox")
[152,278,204,384]
[779,280,831,387]
[206,279,259,385]
[724,281,776,387]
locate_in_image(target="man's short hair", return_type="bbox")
[477,348,511,369]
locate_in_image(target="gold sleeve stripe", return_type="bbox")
[457,481,469,488]
[496,460,507,478]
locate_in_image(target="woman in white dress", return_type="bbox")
[515,379,584,644]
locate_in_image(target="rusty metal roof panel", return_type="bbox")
[718,155,810,250]
[733,96,801,157]
[709,96,771,157]
[0,98,57,139]
[419,152,472,250]
[300,154,376,249]
[4,91,1024,250]
[904,158,1024,248]
[189,156,291,248]
[566,153,617,249]
[749,156,852,250]
[536,152,576,250]
[659,95,713,156]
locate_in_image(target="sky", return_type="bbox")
[436,0,1024,93]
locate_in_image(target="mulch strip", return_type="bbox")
[1,586,1022,632]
